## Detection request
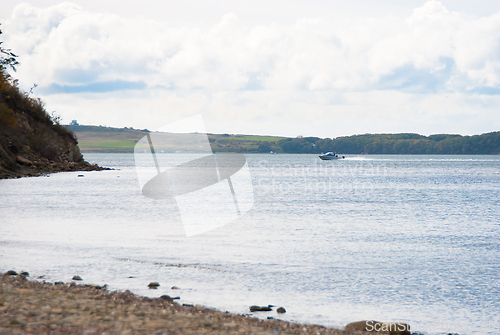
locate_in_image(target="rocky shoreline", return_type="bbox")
[0,272,413,335]
[0,156,107,179]
[0,272,346,334]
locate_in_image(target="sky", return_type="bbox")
[1,0,500,138]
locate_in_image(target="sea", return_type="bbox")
[0,153,499,335]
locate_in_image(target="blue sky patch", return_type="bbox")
[377,57,455,93]
[468,86,500,95]
[40,80,147,94]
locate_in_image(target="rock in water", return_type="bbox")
[72,275,83,281]
[277,307,286,314]
[148,282,160,289]
[249,306,272,312]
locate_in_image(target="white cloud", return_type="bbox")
[455,12,500,87]
[2,1,500,136]
[5,1,500,91]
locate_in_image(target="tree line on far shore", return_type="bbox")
[250,132,500,154]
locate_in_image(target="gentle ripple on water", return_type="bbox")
[0,153,499,335]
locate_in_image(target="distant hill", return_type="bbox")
[65,125,150,153]
[65,125,287,153]
[66,125,500,155]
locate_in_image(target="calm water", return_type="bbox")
[1,154,499,334]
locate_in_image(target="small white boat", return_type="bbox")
[319,152,344,160]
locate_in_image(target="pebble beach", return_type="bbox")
[0,272,353,335]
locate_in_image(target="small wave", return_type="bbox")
[114,257,223,272]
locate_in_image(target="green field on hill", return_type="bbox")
[65,125,287,153]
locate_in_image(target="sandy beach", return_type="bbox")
[0,272,356,334]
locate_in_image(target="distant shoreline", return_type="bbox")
[66,125,500,155]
